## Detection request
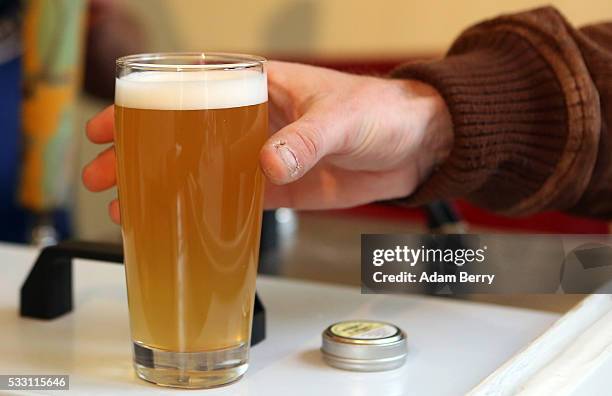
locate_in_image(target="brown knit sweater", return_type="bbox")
[392,7,612,219]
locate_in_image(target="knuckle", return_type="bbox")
[81,164,91,182]
[85,119,95,139]
[294,121,323,161]
[81,164,97,189]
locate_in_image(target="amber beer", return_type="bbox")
[114,54,267,388]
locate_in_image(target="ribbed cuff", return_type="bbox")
[391,13,599,216]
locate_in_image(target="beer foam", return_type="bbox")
[115,70,267,110]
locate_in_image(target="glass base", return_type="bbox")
[132,342,248,389]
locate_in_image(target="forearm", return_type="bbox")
[565,22,612,218]
[393,7,608,217]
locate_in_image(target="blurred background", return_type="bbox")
[2,0,611,311]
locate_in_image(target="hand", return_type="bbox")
[82,61,453,224]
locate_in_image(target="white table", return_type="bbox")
[0,243,559,395]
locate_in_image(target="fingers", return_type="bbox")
[86,105,114,143]
[109,199,121,225]
[82,146,117,192]
[260,113,345,185]
[84,106,118,224]
[263,165,418,211]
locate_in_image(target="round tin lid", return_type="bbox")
[321,320,408,372]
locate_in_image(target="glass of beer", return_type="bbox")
[114,53,267,388]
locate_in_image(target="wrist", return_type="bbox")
[389,78,453,180]
[421,81,453,167]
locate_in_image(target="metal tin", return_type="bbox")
[321,320,407,371]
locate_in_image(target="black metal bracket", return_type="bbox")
[19,240,265,346]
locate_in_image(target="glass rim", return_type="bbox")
[116,52,267,71]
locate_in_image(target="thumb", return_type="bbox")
[260,115,343,185]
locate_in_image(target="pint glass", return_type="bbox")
[114,53,267,388]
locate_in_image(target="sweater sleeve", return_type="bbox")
[391,6,607,217]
